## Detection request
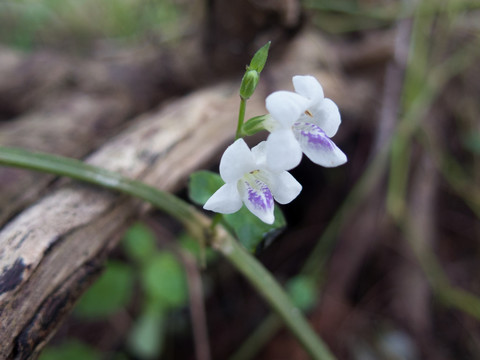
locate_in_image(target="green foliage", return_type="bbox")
[224,206,286,253]
[189,170,225,206]
[0,0,184,50]
[128,307,165,359]
[74,261,134,319]
[189,170,286,252]
[122,222,157,263]
[141,253,188,308]
[39,340,100,360]
[286,276,317,311]
[179,232,217,263]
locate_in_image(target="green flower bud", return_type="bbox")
[249,41,271,73]
[242,115,268,136]
[239,70,259,100]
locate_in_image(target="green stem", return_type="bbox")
[236,97,247,139]
[0,146,206,238]
[0,146,335,360]
[229,313,282,360]
[213,230,335,360]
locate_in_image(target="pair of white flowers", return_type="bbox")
[204,75,347,224]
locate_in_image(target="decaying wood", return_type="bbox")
[0,82,246,358]
[0,47,181,225]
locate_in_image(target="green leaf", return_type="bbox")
[286,275,317,311]
[224,205,286,253]
[141,252,187,308]
[179,232,217,263]
[39,340,101,360]
[74,261,134,319]
[189,170,224,206]
[122,222,157,263]
[128,307,165,359]
[249,41,271,73]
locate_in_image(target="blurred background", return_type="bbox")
[0,0,479,359]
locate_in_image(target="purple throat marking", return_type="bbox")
[245,179,273,211]
[294,122,334,150]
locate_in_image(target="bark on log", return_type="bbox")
[0,29,377,358]
[0,82,247,359]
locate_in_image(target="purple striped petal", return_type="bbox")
[239,176,275,224]
[292,122,347,167]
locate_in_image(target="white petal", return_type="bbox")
[266,129,303,171]
[270,171,302,205]
[292,75,324,101]
[203,183,242,214]
[251,141,267,166]
[311,98,341,138]
[293,122,347,167]
[266,91,308,127]
[219,139,255,183]
[238,177,275,224]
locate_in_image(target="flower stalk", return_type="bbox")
[235,96,247,139]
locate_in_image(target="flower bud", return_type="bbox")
[239,70,259,99]
[242,115,268,136]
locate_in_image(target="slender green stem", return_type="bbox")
[0,146,207,238]
[0,146,335,359]
[213,230,335,360]
[229,313,282,360]
[236,97,247,139]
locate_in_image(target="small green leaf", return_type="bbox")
[286,275,317,311]
[179,233,217,263]
[249,41,271,73]
[122,222,157,263]
[224,205,286,253]
[189,170,224,206]
[74,261,134,319]
[39,340,101,360]
[128,307,165,359]
[141,252,187,308]
[242,115,268,136]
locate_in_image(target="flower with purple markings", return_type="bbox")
[264,75,347,171]
[203,138,302,224]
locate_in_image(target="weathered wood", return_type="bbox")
[0,82,246,359]
[0,30,378,358]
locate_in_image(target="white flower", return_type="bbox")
[264,75,347,171]
[203,139,302,224]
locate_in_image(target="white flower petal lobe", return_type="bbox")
[203,182,243,213]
